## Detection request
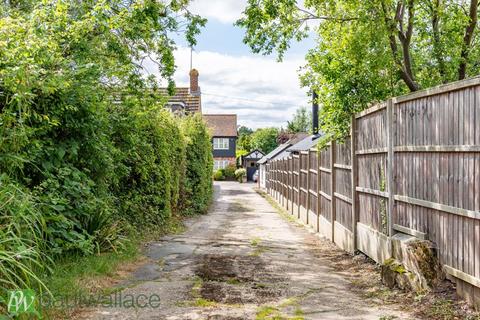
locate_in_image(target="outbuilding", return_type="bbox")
[239,149,265,181]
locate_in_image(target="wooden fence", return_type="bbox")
[265,77,480,307]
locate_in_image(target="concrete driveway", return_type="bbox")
[79,181,415,320]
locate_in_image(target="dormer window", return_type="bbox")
[166,102,186,115]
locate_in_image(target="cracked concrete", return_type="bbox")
[78,182,416,320]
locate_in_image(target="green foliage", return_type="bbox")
[287,107,311,133]
[0,0,211,315]
[237,125,254,155]
[213,170,226,181]
[179,115,214,216]
[0,175,50,304]
[111,105,186,228]
[235,168,247,182]
[238,0,480,136]
[251,127,279,154]
[224,164,237,179]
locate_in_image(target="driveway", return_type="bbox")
[79,181,415,320]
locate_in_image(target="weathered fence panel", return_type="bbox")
[263,77,480,308]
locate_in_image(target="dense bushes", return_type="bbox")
[0,0,211,312]
[180,115,214,216]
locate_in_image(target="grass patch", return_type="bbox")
[250,237,261,247]
[255,305,305,320]
[193,298,217,308]
[41,215,187,318]
[254,189,299,225]
[226,278,242,285]
[425,299,456,319]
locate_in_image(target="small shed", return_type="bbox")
[240,149,265,181]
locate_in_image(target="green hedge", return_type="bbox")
[180,115,214,215]
[0,0,213,307]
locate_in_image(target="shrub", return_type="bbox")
[213,170,225,181]
[235,168,247,182]
[0,1,212,314]
[179,115,213,215]
[224,164,237,179]
[110,103,186,228]
[0,175,50,300]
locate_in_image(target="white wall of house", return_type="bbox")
[259,164,266,189]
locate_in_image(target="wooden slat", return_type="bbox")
[319,166,332,173]
[393,224,428,240]
[394,195,480,220]
[334,192,352,204]
[355,148,388,155]
[356,187,389,198]
[444,265,480,288]
[355,103,387,118]
[395,145,480,152]
[334,163,352,170]
[394,76,480,103]
[319,191,332,201]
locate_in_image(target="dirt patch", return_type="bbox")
[228,201,252,213]
[306,236,480,320]
[194,254,287,304]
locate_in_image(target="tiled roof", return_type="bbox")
[203,114,237,137]
[159,87,201,113]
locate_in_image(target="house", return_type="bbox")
[257,133,308,189]
[239,149,265,181]
[203,114,238,171]
[161,69,202,114]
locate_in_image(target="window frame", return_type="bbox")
[213,159,230,171]
[213,138,230,150]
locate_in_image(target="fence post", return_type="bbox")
[330,141,336,240]
[316,149,320,232]
[351,116,358,250]
[297,156,301,219]
[387,98,395,237]
[306,151,311,225]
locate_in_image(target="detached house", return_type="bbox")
[162,69,238,171]
[203,114,238,171]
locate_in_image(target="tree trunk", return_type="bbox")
[458,0,478,80]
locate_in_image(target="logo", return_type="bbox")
[7,290,36,314]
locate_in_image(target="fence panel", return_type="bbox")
[262,77,480,308]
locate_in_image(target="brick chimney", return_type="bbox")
[189,69,199,95]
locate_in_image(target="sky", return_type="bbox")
[147,0,316,129]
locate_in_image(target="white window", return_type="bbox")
[214,160,230,171]
[213,138,229,150]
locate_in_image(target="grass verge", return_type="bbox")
[40,215,187,319]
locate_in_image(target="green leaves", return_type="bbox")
[251,127,279,154]
[238,0,480,136]
[0,0,212,311]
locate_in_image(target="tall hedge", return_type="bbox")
[180,115,214,215]
[110,100,187,228]
[0,0,213,305]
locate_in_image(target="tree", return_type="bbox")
[238,126,254,136]
[237,0,480,136]
[237,126,254,152]
[251,128,279,154]
[287,107,311,133]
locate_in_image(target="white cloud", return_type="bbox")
[188,0,247,24]
[161,47,310,129]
